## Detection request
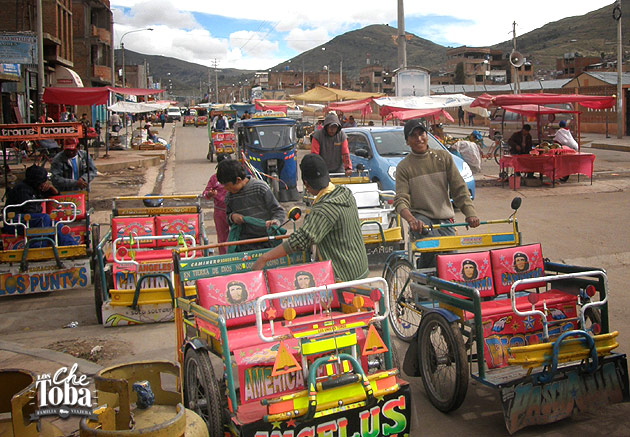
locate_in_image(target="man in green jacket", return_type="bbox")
[252,154,368,282]
[394,119,480,268]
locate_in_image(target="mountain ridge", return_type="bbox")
[122,1,629,96]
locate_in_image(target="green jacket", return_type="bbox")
[283,186,368,282]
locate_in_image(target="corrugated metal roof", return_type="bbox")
[580,71,630,85]
[430,78,571,94]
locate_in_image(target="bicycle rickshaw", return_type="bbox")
[1,122,95,298]
[171,209,411,436]
[383,198,629,433]
[93,195,209,326]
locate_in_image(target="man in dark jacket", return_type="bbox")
[3,165,76,246]
[310,113,352,176]
[252,154,368,281]
[508,124,533,155]
[50,138,97,192]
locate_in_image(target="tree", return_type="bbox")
[454,62,465,84]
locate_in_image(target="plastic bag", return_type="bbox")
[453,140,482,173]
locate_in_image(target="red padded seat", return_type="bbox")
[111,217,156,248]
[155,214,200,247]
[48,193,87,220]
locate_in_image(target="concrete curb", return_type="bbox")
[96,154,165,173]
[590,143,630,153]
[0,339,103,376]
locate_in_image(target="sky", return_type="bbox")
[111,0,615,71]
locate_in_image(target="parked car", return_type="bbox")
[166,107,182,122]
[344,126,475,198]
[488,103,576,143]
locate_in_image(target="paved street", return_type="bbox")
[2,122,630,435]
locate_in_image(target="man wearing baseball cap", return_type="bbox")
[50,137,97,191]
[252,154,368,281]
[394,119,479,268]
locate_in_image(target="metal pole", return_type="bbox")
[616,0,623,138]
[121,42,125,88]
[36,0,44,119]
[340,58,343,90]
[397,0,407,68]
[302,59,305,93]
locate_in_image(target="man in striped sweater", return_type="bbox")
[394,119,480,269]
[252,154,368,282]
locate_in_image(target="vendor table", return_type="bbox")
[499,152,595,188]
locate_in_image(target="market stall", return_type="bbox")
[471,93,615,188]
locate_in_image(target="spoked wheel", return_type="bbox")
[384,257,421,342]
[207,143,214,161]
[184,348,224,436]
[418,312,468,412]
[493,143,502,165]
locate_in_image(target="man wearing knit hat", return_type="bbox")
[394,119,479,268]
[3,165,76,246]
[252,154,368,281]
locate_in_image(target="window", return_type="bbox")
[348,134,370,155]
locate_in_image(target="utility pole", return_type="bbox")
[511,21,521,94]
[36,0,44,118]
[340,59,343,90]
[397,0,407,69]
[615,0,623,138]
[211,59,220,103]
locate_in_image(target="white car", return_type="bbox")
[166,107,182,122]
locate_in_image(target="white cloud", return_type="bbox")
[284,28,330,52]
[110,0,615,70]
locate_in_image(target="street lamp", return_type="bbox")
[121,27,153,88]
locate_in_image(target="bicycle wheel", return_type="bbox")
[418,312,468,412]
[493,141,503,165]
[384,257,421,342]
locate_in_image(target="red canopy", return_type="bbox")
[325,97,373,116]
[43,86,165,106]
[471,93,615,110]
[384,108,454,123]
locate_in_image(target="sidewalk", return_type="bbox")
[2,123,174,179]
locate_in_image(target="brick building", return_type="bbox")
[0,0,114,123]
[443,46,533,86]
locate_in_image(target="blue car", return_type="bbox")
[344,126,475,199]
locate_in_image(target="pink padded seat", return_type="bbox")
[436,251,495,298]
[265,261,338,317]
[490,244,546,295]
[196,270,268,328]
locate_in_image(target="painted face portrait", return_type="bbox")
[513,253,529,273]
[461,260,479,280]
[294,271,316,289]
[226,281,248,304]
